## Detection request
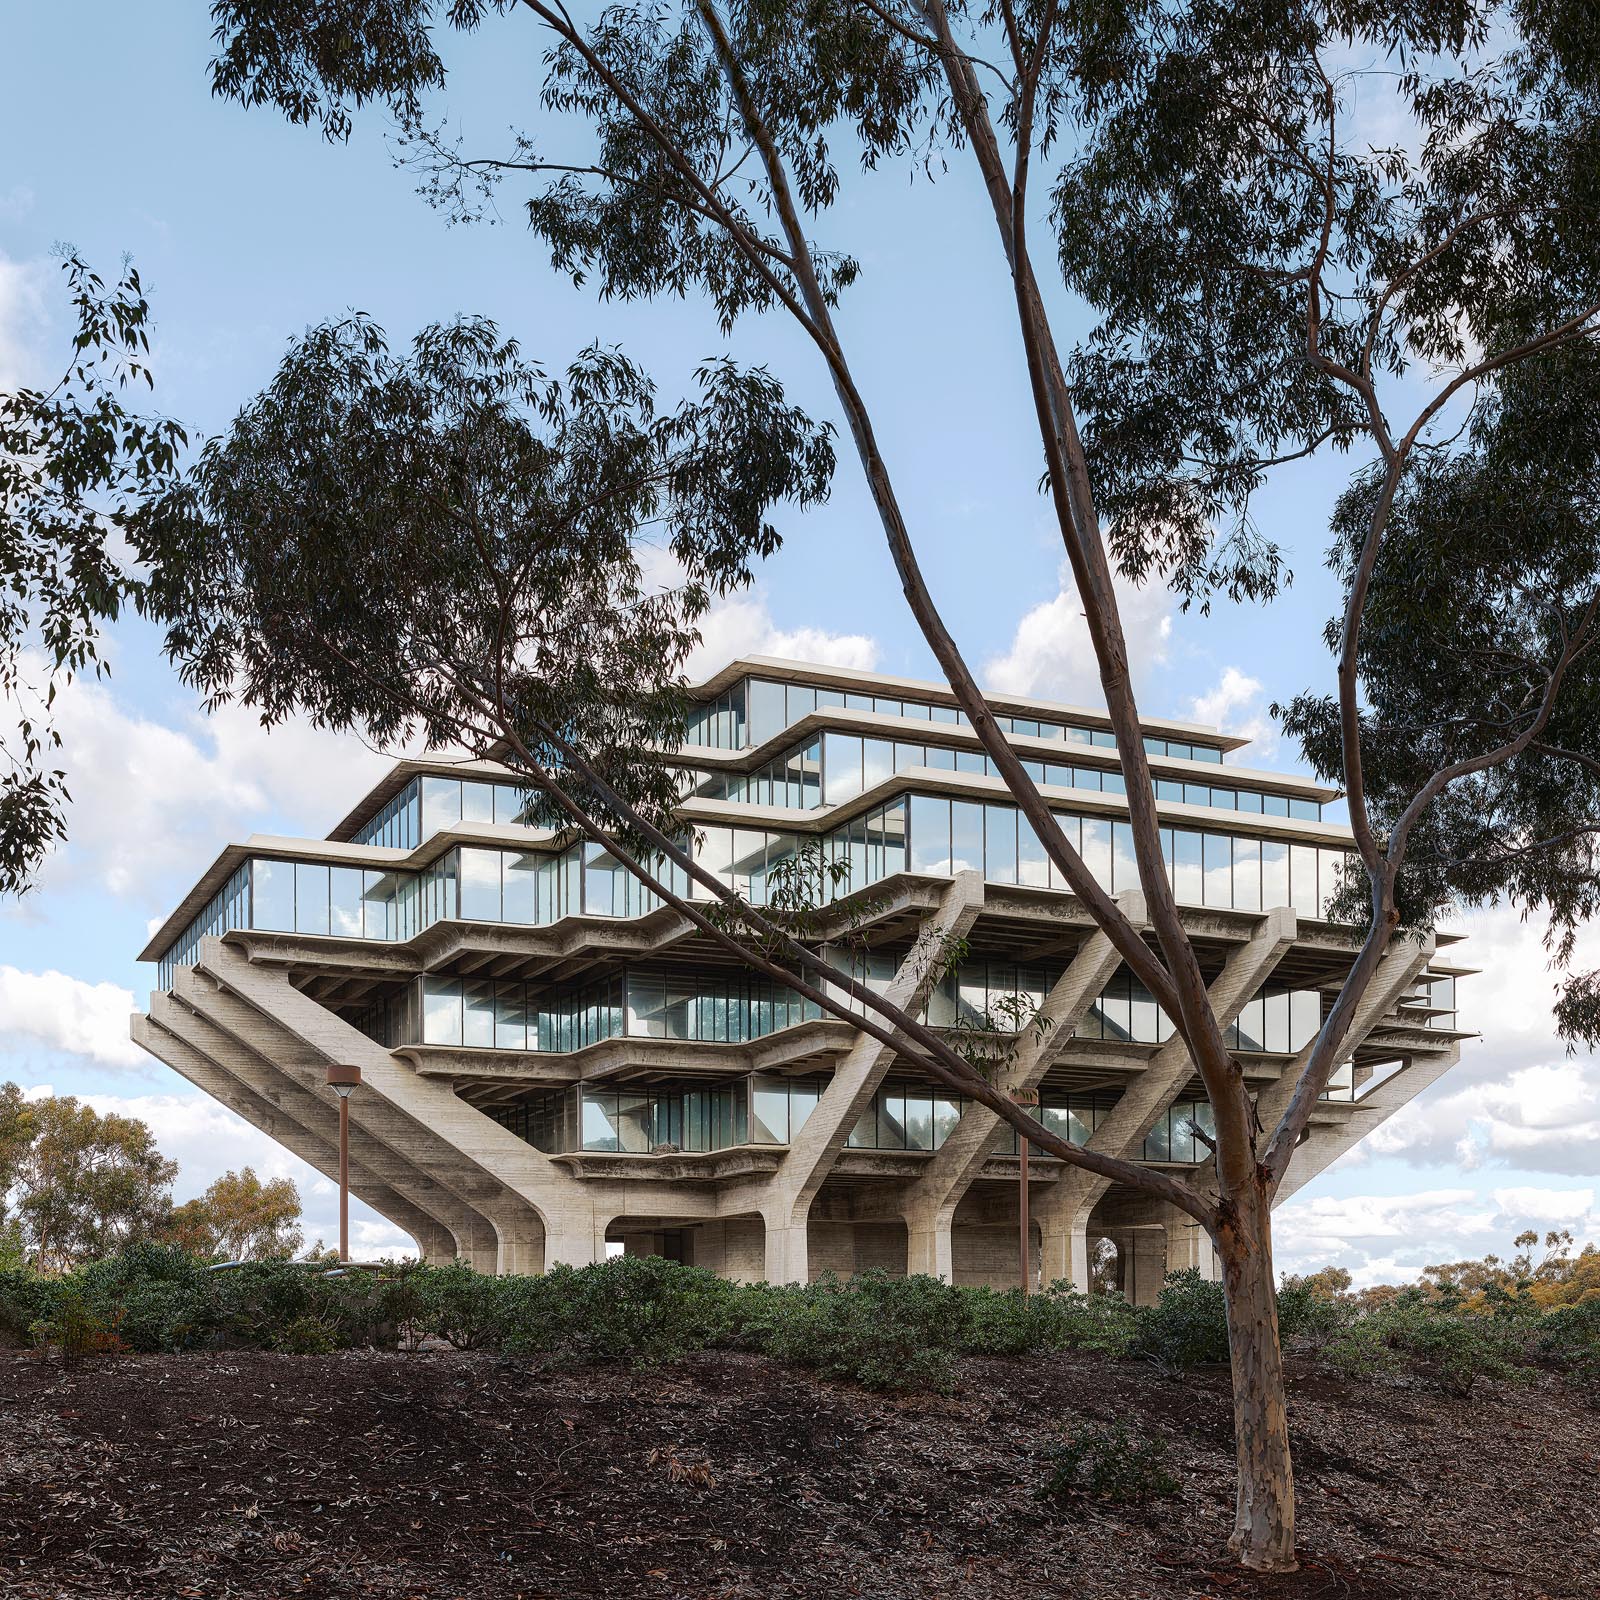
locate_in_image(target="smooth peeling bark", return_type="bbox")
[1217,1183,1297,1572]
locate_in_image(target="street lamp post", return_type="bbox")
[1013,1086,1039,1297]
[325,1064,361,1263]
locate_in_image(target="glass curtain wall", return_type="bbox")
[693,728,1317,819]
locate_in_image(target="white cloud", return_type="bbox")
[0,965,142,1067]
[0,248,49,389]
[14,665,396,904]
[1275,1183,1600,1287]
[686,589,879,678]
[1189,665,1277,759]
[983,561,1172,703]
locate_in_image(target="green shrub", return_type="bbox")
[1036,1422,1180,1505]
[1533,1297,1600,1400]
[964,1283,1137,1358]
[1134,1269,1231,1370]
[764,1271,972,1393]
[512,1256,741,1366]
[1276,1279,1355,1349]
[273,1313,339,1355]
[0,1268,59,1348]
[30,1291,127,1360]
[1324,1290,1527,1397]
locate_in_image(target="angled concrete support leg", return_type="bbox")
[1034,904,1299,1286]
[900,895,1140,1279]
[750,871,987,1284]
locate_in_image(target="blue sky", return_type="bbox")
[1,1,1594,1277]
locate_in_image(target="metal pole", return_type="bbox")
[339,1093,350,1264]
[1019,1131,1030,1297]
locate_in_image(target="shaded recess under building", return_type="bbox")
[132,658,1469,1300]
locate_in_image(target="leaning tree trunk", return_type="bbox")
[1215,1179,1297,1572]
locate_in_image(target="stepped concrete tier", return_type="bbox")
[134,657,1468,1298]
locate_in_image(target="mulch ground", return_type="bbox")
[0,1348,1595,1600]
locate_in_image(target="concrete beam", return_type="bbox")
[899,894,1142,1279]
[752,872,987,1283]
[133,1010,457,1263]
[1036,904,1300,1286]
[149,991,486,1262]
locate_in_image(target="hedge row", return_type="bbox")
[4,1246,1595,1401]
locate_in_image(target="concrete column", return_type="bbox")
[905,1210,953,1281]
[898,895,1140,1279]
[755,872,987,1283]
[1034,904,1298,1281]
[1039,1210,1090,1291]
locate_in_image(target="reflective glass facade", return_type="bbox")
[691,729,1319,819]
[154,787,1354,987]
[720,674,1227,763]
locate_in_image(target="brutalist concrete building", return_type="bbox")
[133,658,1466,1299]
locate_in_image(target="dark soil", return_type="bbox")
[0,1348,1595,1599]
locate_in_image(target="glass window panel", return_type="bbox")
[253,858,295,931]
[1170,830,1202,906]
[1202,832,1233,908]
[1045,762,1074,788]
[1018,816,1049,888]
[421,776,461,836]
[422,977,463,1045]
[877,1093,908,1149]
[361,870,399,941]
[1111,820,1137,893]
[1320,849,1348,916]
[861,738,894,793]
[748,678,788,746]
[823,731,864,805]
[1290,989,1321,1051]
[494,783,529,826]
[786,683,817,724]
[1235,995,1266,1052]
[910,795,952,874]
[500,852,537,924]
[790,1080,820,1135]
[1232,836,1262,911]
[459,848,502,922]
[1157,779,1185,803]
[461,782,494,824]
[1261,840,1289,908]
[581,1093,621,1151]
[950,801,984,876]
[922,743,956,770]
[1264,989,1290,1054]
[463,980,496,1048]
[294,863,330,936]
[902,1092,934,1150]
[931,1097,961,1148]
[329,866,364,938]
[985,805,1017,884]
[1263,793,1290,818]
[1289,798,1320,821]
[1235,789,1263,814]
[1289,844,1320,917]
[1144,1112,1171,1161]
[1130,980,1160,1043]
[1098,976,1133,1040]
[1081,817,1112,890]
[495,984,528,1050]
[848,1102,879,1148]
[752,1077,790,1144]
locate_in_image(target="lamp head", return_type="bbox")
[326,1063,361,1100]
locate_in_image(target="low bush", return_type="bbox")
[1036,1421,1181,1505]
[1134,1269,1231,1370]
[1532,1297,1600,1401]
[763,1271,972,1394]
[1324,1289,1528,1397]
[964,1283,1138,1358]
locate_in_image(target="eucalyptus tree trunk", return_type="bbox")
[1215,1181,1297,1572]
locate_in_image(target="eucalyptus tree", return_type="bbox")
[0,254,185,894]
[149,0,1600,1571]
